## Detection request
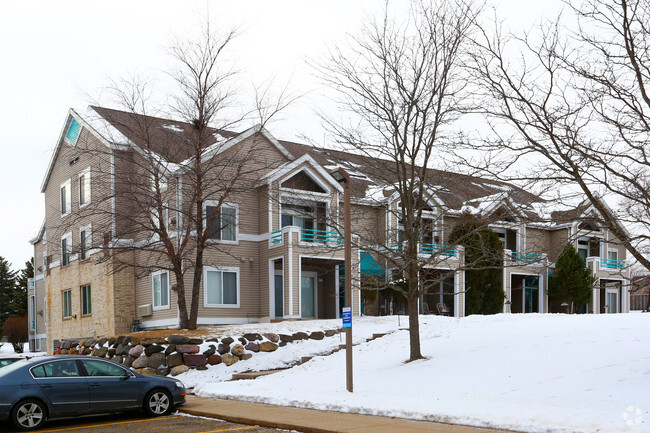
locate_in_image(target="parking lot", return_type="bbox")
[0,412,288,433]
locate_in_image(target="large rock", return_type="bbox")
[207,354,222,365]
[241,353,253,361]
[279,341,288,347]
[259,342,279,352]
[62,341,72,350]
[263,333,279,343]
[108,337,117,347]
[183,354,207,367]
[107,348,116,358]
[61,349,69,355]
[221,353,239,366]
[171,365,189,376]
[221,337,234,345]
[292,332,309,341]
[231,344,245,357]
[309,331,325,340]
[123,355,135,368]
[132,355,149,369]
[82,348,92,355]
[94,347,108,357]
[176,345,200,354]
[165,344,176,356]
[141,337,166,347]
[238,337,247,345]
[134,368,155,375]
[245,342,259,352]
[188,338,204,345]
[115,344,129,356]
[217,343,231,355]
[68,348,79,355]
[167,335,191,345]
[128,345,144,358]
[83,339,96,348]
[279,334,294,343]
[144,344,164,357]
[243,333,263,342]
[130,336,141,346]
[148,352,166,369]
[167,353,183,368]
[324,329,338,337]
[122,336,132,345]
[158,367,171,376]
[97,338,108,347]
[114,336,125,346]
[111,355,123,364]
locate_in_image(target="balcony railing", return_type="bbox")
[389,242,455,257]
[419,243,456,257]
[271,228,344,245]
[301,228,344,244]
[271,230,283,244]
[601,258,625,270]
[511,251,542,264]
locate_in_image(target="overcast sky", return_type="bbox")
[0,0,562,271]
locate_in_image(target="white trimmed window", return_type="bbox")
[205,202,238,242]
[151,173,168,193]
[78,168,91,207]
[61,232,72,266]
[204,266,239,307]
[607,249,619,261]
[81,284,92,316]
[60,179,71,216]
[152,270,170,310]
[65,119,82,145]
[79,224,92,260]
[62,290,72,319]
[151,205,169,242]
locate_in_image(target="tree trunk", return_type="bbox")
[174,265,189,329]
[407,260,423,361]
[188,248,203,330]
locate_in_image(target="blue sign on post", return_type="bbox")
[342,306,352,328]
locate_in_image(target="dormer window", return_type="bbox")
[66,119,82,145]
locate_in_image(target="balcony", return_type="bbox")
[600,258,625,270]
[511,251,543,264]
[389,242,456,257]
[419,243,456,257]
[270,227,344,246]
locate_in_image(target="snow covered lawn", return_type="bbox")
[190,314,650,433]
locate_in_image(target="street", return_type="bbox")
[0,412,289,433]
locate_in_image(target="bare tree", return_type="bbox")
[61,24,294,330]
[316,0,481,361]
[467,0,650,272]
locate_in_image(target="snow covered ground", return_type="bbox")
[189,314,650,433]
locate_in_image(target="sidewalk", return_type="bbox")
[178,395,521,433]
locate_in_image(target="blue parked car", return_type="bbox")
[0,355,187,431]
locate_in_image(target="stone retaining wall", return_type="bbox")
[54,329,340,376]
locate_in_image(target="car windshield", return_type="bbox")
[0,358,29,377]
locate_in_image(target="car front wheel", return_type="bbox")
[12,399,47,431]
[144,389,173,416]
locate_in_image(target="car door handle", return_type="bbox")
[89,383,101,387]
[41,384,54,389]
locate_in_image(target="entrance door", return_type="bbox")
[274,271,283,318]
[523,277,539,313]
[606,290,618,313]
[301,272,317,318]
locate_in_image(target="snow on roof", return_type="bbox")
[80,106,132,147]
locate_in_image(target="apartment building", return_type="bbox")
[29,106,631,353]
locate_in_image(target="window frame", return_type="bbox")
[79,224,92,260]
[78,167,91,207]
[61,232,72,266]
[81,284,92,316]
[204,201,239,243]
[203,266,240,308]
[65,119,82,146]
[607,248,619,261]
[151,204,169,243]
[60,179,71,217]
[152,270,170,310]
[62,289,72,319]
